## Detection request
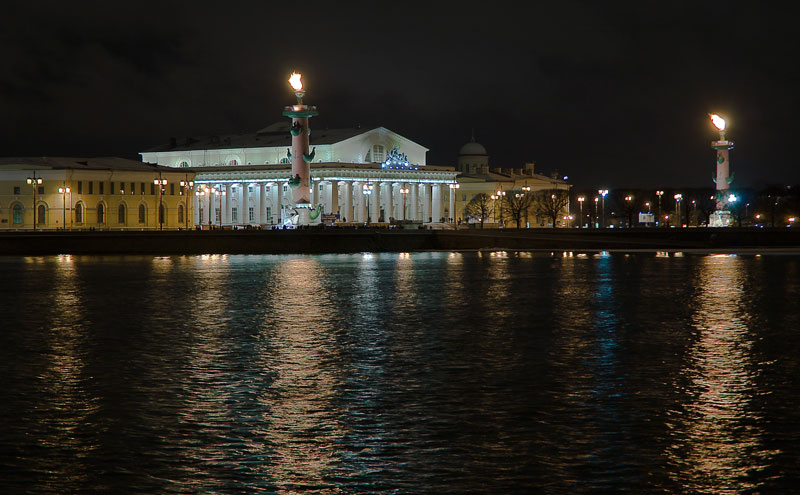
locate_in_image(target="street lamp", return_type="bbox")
[154,177,168,230]
[399,186,409,221]
[624,195,634,228]
[593,196,599,228]
[494,189,506,226]
[577,196,585,228]
[728,194,738,226]
[58,185,71,230]
[674,193,682,227]
[598,189,608,228]
[363,182,373,223]
[656,190,664,226]
[26,173,43,231]
[180,178,194,230]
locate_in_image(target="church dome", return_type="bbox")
[458,140,487,156]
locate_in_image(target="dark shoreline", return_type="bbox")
[2,228,800,255]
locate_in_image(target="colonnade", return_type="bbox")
[193,179,457,227]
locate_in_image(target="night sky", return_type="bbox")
[2,2,797,189]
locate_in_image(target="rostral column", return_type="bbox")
[282,72,318,225]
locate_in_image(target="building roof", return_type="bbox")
[0,156,179,173]
[458,170,568,185]
[144,123,375,152]
[458,141,488,156]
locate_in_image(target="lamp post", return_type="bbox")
[363,182,373,224]
[728,193,738,227]
[154,177,168,230]
[598,189,608,228]
[674,193,682,227]
[26,172,43,231]
[496,189,506,226]
[593,196,599,228]
[577,196,584,228]
[656,190,664,226]
[58,185,71,230]
[180,178,194,230]
[400,186,409,221]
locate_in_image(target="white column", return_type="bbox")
[432,184,442,223]
[409,183,418,221]
[206,189,213,227]
[193,191,200,226]
[354,182,365,222]
[270,183,279,224]
[241,182,250,224]
[384,182,393,221]
[259,183,267,225]
[370,182,380,222]
[312,179,318,206]
[449,185,456,223]
[343,181,352,222]
[421,183,431,223]
[328,181,339,217]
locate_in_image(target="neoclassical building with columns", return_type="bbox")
[141,123,459,226]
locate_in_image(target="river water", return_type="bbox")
[1,251,798,494]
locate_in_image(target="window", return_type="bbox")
[249,207,254,222]
[13,186,20,195]
[138,204,146,224]
[99,182,104,194]
[372,144,385,163]
[118,204,126,224]
[229,159,239,166]
[280,157,290,164]
[266,207,272,220]
[248,186,253,193]
[215,208,220,223]
[37,186,44,195]
[37,204,46,225]
[150,183,155,195]
[265,186,270,192]
[88,182,93,194]
[179,161,189,168]
[131,182,135,194]
[178,204,184,224]
[232,207,238,223]
[12,204,23,224]
[75,203,83,223]
[77,181,83,194]
[199,208,204,223]
[170,184,175,195]
[283,185,288,192]
[97,204,105,224]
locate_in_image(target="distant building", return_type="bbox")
[0,157,196,230]
[141,123,458,225]
[454,135,571,226]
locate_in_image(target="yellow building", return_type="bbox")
[454,138,571,226]
[0,157,196,230]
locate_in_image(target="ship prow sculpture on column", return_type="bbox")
[282,72,322,225]
[708,113,735,227]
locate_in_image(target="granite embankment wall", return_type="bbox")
[1,228,800,255]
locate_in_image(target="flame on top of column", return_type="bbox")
[710,114,726,131]
[289,72,303,92]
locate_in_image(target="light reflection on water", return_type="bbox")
[0,252,798,493]
[668,254,776,493]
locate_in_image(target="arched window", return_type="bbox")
[37,204,46,225]
[179,160,189,168]
[97,204,105,224]
[178,204,184,224]
[75,203,83,223]
[118,204,126,224]
[228,159,239,166]
[280,157,290,164]
[138,204,146,224]
[12,203,23,224]
[372,144,385,163]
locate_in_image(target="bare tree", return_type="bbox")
[464,193,494,228]
[501,190,535,228]
[534,189,570,228]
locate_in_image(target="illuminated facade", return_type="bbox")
[141,124,459,226]
[0,157,196,230]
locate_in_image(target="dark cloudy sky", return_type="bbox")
[2,1,797,188]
